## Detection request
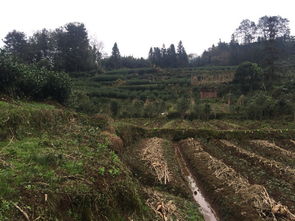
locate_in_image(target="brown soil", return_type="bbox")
[178,138,295,221]
[219,140,295,184]
[121,138,190,198]
[250,140,295,159]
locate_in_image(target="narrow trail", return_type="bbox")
[174,144,219,221]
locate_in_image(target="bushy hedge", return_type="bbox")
[0,54,71,103]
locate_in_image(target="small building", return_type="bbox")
[200,88,217,99]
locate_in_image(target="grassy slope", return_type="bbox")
[0,100,156,221]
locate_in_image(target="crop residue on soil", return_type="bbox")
[141,137,171,184]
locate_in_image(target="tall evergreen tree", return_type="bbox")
[177,41,188,67]
[29,29,54,68]
[109,42,121,69]
[153,47,162,66]
[167,44,177,67]
[3,30,29,62]
[54,22,94,72]
[148,47,154,64]
[160,44,168,67]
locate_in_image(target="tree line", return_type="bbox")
[1,15,294,72]
[193,16,294,68]
[148,41,189,68]
[3,23,100,73]
[1,22,151,73]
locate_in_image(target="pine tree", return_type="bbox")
[148,47,154,64]
[153,47,161,66]
[177,41,188,67]
[3,30,29,62]
[167,44,177,67]
[110,42,121,69]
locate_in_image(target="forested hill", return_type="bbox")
[1,15,294,72]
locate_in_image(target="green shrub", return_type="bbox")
[42,71,72,103]
[233,62,263,93]
[0,53,71,103]
[0,55,22,95]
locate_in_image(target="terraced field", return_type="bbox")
[116,119,295,221]
[1,99,294,220]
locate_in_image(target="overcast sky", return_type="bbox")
[1,0,294,58]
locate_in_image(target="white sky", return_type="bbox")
[0,0,294,58]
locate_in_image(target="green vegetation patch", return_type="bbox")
[0,100,155,221]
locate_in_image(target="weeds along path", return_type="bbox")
[201,139,295,214]
[177,138,295,221]
[144,187,204,221]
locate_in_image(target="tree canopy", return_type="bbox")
[233,61,263,93]
[148,41,188,68]
[2,22,100,73]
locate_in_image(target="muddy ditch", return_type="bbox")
[175,144,219,221]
